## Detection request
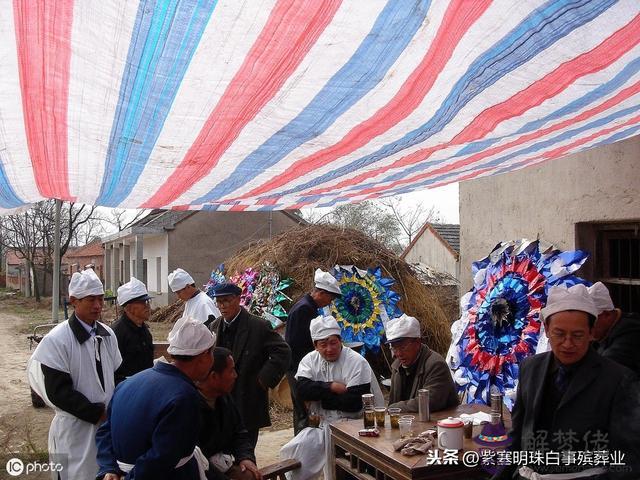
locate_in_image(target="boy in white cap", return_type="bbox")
[589,281,640,375]
[96,317,215,480]
[28,269,122,480]
[285,268,342,434]
[112,277,154,384]
[280,315,382,480]
[496,284,636,480]
[169,267,220,326]
[387,314,458,413]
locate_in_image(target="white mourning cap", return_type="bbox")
[167,316,216,356]
[168,268,194,292]
[540,284,598,321]
[587,282,615,314]
[69,269,104,299]
[385,314,421,343]
[117,277,152,306]
[310,315,341,341]
[314,268,342,295]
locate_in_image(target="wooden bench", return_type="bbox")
[259,459,301,480]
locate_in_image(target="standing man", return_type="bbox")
[96,316,215,480]
[28,269,122,480]
[589,281,640,375]
[113,277,154,384]
[169,267,221,326]
[280,315,381,480]
[209,282,291,448]
[198,347,262,480]
[495,284,637,479]
[285,268,342,433]
[387,314,458,413]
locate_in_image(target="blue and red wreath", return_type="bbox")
[447,240,589,410]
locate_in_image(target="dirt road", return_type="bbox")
[0,311,289,475]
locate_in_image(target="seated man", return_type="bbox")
[387,314,458,413]
[589,281,640,375]
[495,284,637,479]
[198,347,262,480]
[280,315,382,480]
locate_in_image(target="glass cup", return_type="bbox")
[388,408,402,429]
[308,411,320,428]
[400,415,415,422]
[398,418,414,439]
[463,419,473,439]
[374,407,386,428]
[363,408,375,428]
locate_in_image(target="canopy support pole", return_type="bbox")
[52,199,62,322]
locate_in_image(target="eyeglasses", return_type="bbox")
[389,341,414,353]
[215,296,238,305]
[548,330,588,344]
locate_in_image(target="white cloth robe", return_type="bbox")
[280,347,383,480]
[28,319,121,480]
[183,291,220,323]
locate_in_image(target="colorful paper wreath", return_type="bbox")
[325,265,402,353]
[447,240,589,410]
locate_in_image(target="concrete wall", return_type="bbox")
[167,211,300,304]
[404,229,459,279]
[141,234,169,307]
[459,136,640,292]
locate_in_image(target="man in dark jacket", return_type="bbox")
[386,314,458,412]
[112,277,154,384]
[494,284,638,480]
[285,268,342,433]
[209,283,291,448]
[199,347,262,480]
[589,281,640,375]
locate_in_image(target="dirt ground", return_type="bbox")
[0,295,293,477]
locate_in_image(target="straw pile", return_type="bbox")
[149,300,184,324]
[225,224,452,355]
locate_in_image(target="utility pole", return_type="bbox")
[52,199,62,322]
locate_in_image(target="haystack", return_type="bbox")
[225,224,452,355]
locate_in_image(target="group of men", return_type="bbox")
[28,265,639,480]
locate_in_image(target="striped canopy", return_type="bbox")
[1,0,639,213]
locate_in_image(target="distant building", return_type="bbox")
[402,223,460,281]
[459,135,640,313]
[64,240,105,281]
[102,209,304,307]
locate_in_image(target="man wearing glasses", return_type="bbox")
[209,282,291,448]
[387,314,458,413]
[496,284,637,480]
[113,277,154,384]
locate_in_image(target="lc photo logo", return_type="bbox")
[6,458,24,476]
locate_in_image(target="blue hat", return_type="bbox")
[211,282,242,297]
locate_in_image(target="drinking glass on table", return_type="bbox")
[388,408,401,429]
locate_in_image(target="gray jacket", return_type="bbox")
[388,344,458,413]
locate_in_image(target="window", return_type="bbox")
[142,259,148,285]
[598,225,640,313]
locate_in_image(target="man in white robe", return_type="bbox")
[169,268,221,326]
[280,315,383,480]
[28,269,122,480]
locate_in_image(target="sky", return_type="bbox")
[397,182,459,223]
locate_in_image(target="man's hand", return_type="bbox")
[103,473,122,480]
[329,382,347,394]
[239,459,263,480]
[96,408,107,425]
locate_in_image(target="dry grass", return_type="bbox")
[224,224,452,355]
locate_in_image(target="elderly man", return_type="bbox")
[169,267,221,325]
[589,281,640,375]
[209,282,291,448]
[28,269,122,480]
[113,277,154,384]
[198,347,262,480]
[286,268,342,434]
[96,316,215,480]
[495,284,636,480]
[280,315,382,480]
[387,314,458,413]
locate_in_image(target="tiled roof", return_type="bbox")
[431,224,460,254]
[132,209,194,230]
[66,241,104,258]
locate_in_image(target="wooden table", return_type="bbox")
[330,404,510,480]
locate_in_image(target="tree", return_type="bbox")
[378,196,441,245]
